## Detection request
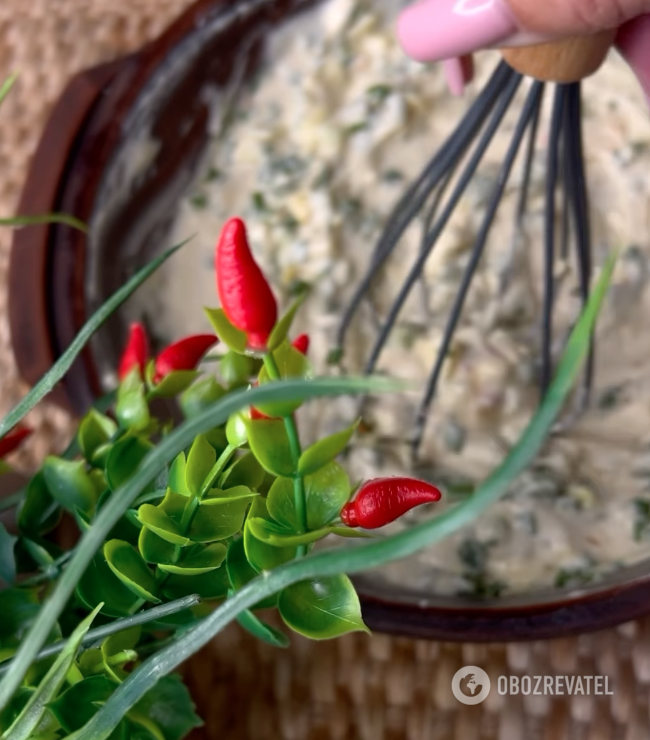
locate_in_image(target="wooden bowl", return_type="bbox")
[9,0,650,641]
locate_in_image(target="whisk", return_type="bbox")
[334,34,615,459]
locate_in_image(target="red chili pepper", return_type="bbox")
[292,334,309,355]
[250,407,274,421]
[215,218,278,350]
[340,477,442,529]
[154,335,218,383]
[0,426,33,458]
[118,323,149,381]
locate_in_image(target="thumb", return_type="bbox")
[397,0,650,62]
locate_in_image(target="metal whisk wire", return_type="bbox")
[334,60,595,459]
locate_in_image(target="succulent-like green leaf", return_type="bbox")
[0,523,17,585]
[298,420,358,476]
[219,351,254,387]
[247,518,330,548]
[201,486,257,505]
[106,436,154,492]
[167,453,190,497]
[278,575,368,640]
[137,506,189,546]
[204,308,247,353]
[76,553,142,618]
[225,538,277,609]
[138,527,176,565]
[243,498,296,573]
[161,567,230,601]
[104,540,160,603]
[78,409,117,464]
[257,342,311,417]
[48,675,116,733]
[130,674,202,740]
[185,435,216,496]
[150,371,199,399]
[42,457,96,517]
[267,294,306,352]
[16,473,60,538]
[101,626,141,682]
[116,374,150,433]
[189,498,251,543]
[244,418,294,478]
[3,605,101,740]
[157,543,227,575]
[225,413,248,448]
[180,377,225,419]
[218,452,266,491]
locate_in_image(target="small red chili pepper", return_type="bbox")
[292,334,309,355]
[0,426,33,458]
[154,335,218,383]
[118,323,149,381]
[250,407,274,421]
[215,218,278,350]
[340,477,442,529]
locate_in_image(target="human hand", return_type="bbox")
[396,0,650,103]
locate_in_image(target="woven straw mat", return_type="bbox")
[2,2,650,739]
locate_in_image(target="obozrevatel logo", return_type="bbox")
[451,666,491,705]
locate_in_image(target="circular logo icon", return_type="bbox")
[451,666,491,705]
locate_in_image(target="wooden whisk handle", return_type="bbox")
[500,30,616,82]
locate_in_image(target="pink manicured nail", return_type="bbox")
[397,0,519,62]
[616,15,650,111]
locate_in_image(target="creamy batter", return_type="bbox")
[128,0,650,597]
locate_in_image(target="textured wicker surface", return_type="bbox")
[1,2,649,738]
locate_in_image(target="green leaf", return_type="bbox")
[225,538,277,609]
[257,342,311,417]
[219,351,254,387]
[104,540,160,603]
[3,605,101,740]
[167,453,190,497]
[0,523,17,585]
[106,436,154,492]
[161,567,230,601]
[204,308,247,353]
[185,435,216,496]
[225,412,248,448]
[0,589,42,657]
[298,420,358,476]
[116,376,151,433]
[138,527,176,565]
[150,370,199,399]
[201,486,258,504]
[42,457,96,516]
[218,452,266,491]
[157,543,227,575]
[77,553,142,618]
[236,609,289,648]
[243,498,296,573]
[0,240,187,443]
[48,675,116,732]
[267,462,350,531]
[78,409,117,464]
[0,213,87,232]
[247,517,331,548]
[278,575,368,640]
[0,375,399,712]
[180,377,225,419]
[267,294,305,352]
[137,506,189,546]
[189,498,251,543]
[17,473,60,537]
[244,418,294,477]
[131,674,202,740]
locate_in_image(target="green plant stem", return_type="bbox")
[19,550,75,587]
[262,353,307,557]
[0,595,200,677]
[0,378,404,710]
